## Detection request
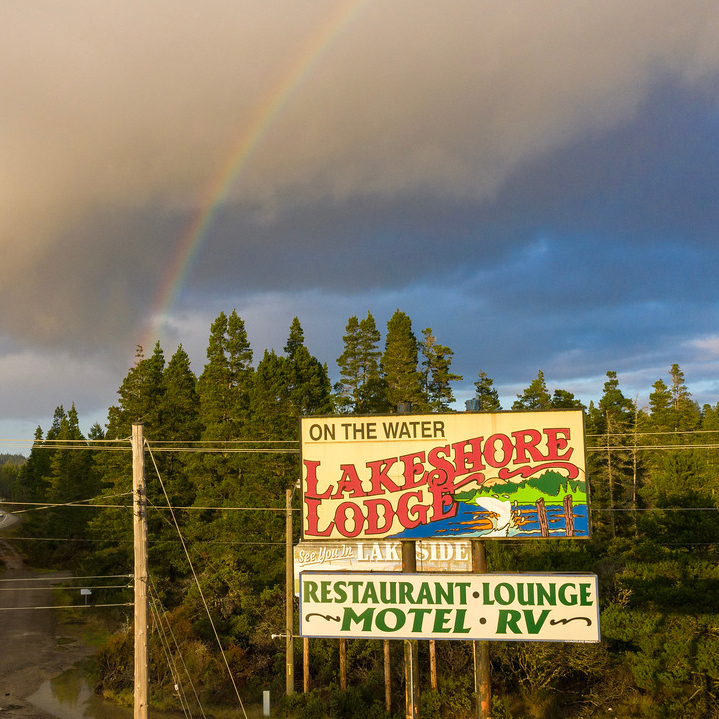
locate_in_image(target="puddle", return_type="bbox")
[28,667,180,719]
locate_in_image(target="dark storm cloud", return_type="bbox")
[186,82,719,309]
[3,1,719,435]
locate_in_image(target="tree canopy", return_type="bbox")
[8,310,719,719]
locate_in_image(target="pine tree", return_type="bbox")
[155,345,201,526]
[250,350,294,440]
[587,371,635,537]
[646,366,702,495]
[512,370,552,410]
[191,311,255,548]
[244,319,331,500]
[197,312,231,429]
[550,389,585,409]
[227,310,254,415]
[44,404,91,504]
[16,406,97,567]
[0,459,22,503]
[334,315,362,413]
[16,426,51,502]
[197,310,254,441]
[642,364,707,546]
[110,343,166,438]
[356,312,386,413]
[649,365,700,433]
[290,345,333,416]
[281,318,333,417]
[284,316,305,361]
[239,348,301,596]
[668,363,701,431]
[381,310,424,410]
[44,405,96,565]
[87,343,172,580]
[161,346,201,442]
[472,371,501,411]
[641,450,717,546]
[335,311,386,414]
[419,327,462,411]
[649,378,672,431]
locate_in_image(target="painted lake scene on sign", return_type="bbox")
[391,470,589,540]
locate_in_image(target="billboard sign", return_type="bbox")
[294,539,472,593]
[301,410,587,541]
[299,571,600,643]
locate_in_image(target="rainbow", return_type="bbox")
[141,0,371,353]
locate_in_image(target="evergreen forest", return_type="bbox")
[2,309,719,719]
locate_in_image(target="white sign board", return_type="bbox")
[294,540,472,593]
[300,572,600,643]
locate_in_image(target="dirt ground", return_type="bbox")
[0,538,95,719]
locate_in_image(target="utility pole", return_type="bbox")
[132,423,149,719]
[286,488,295,695]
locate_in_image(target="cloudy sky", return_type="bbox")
[3,1,719,452]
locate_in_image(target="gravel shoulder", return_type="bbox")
[0,538,95,719]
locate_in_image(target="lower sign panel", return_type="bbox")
[300,572,600,643]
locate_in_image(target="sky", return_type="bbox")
[2,1,719,454]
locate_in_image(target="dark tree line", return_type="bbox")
[6,311,719,718]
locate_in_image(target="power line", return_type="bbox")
[0,573,131,582]
[0,603,133,611]
[10,439,719,454]
[592,506,719,512]
[145,440,249,719]
[586,444,719,451]
[0,584,132,592]
[2,499,293,512]
[587,429,719,437]
[149,575,207,719]
[2,536,285,546]
[2,497,718,517]
[27,444,300,454]
[2,499,132,513]
[4,438,296,444]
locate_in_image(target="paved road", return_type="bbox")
[0,532,91,718]
[0,510,20,530]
